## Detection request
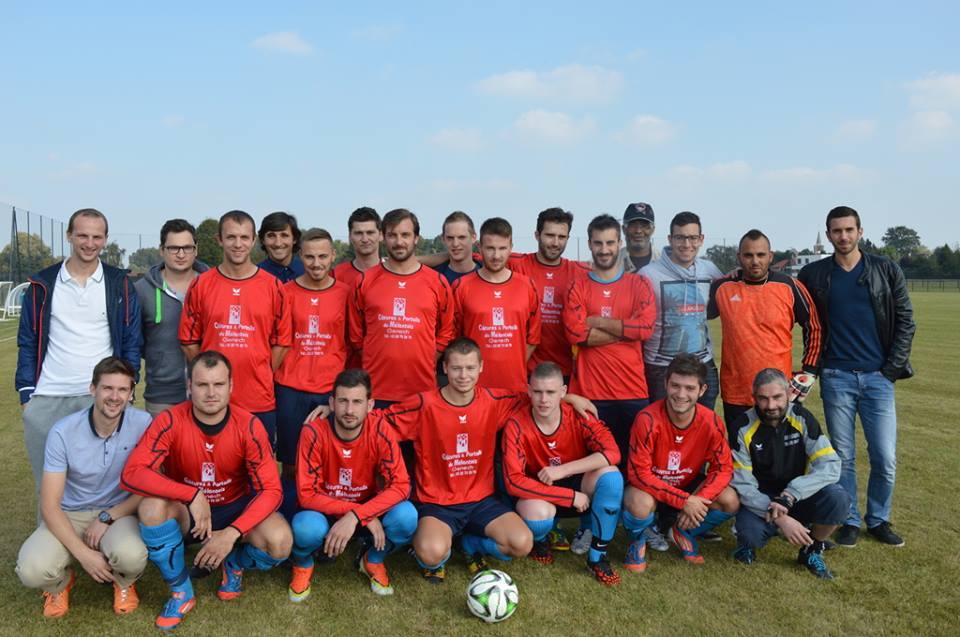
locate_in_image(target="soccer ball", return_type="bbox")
[466,569,518,623]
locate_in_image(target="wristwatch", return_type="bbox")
[98,510,115,525]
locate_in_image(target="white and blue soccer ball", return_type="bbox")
[466,569,519,623]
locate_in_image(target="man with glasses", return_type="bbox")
[134,219,208,416]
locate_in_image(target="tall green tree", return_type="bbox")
[705,244,737,273]
[0,232,56,281]
[128,247,162,274]
[100,241,126,267]
[196,218,221,267]
[882,226,923,259]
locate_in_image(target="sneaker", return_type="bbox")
[670,526,704,564]
[42,570,75,618]
[867,522,905,547]
[644,526,670,552]
[586,556,621,586]
[570,528,592,555]
[528,540,555,565]
[835,524,859,548]
[700,530,723,542]
[288,564,314,603]
[155,591,196,631]
[822,540,837,551]
[546,528,570,552]
[217,562,244,600]
[623,540,647,573]
[464,552,490,575]
[421,564,445,584]
[359,551,394,596]
[732,546,756,565]
[113,582,139,614]
[798,547,834,579]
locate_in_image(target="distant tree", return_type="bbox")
[0,232,56,281]
[196,218,221,267]
[128,247,161,274]
[933,244,960,276]
[798,248,813,256]
[333,240,354,266]
[100,241,126,267]
[705,244,737,273]
[416,234,446,256]
[882,226,923,259]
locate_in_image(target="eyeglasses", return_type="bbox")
[163,245,197,254]
[670,234,702,244]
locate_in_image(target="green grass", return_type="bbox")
[0,293,958,636]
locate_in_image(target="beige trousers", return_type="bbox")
[16,511,147,593]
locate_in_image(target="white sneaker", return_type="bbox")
[644,526,670,552]
[570,528,592,555]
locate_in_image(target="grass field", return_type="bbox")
[0,293,957,637]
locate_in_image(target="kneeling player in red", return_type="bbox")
[122,351,291,630]
[621,353,738,571]
[502,362,624,586]
[288,369,415,600]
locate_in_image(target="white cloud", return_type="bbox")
[512,110,595,144]
[907,72,960,111]
[834,119,876,143]
[476,64,623,104]
[669,161,752,180]
[760,164,867,183]
[428,128,484,152]
[900,110,956,148]
[615,115,676,145]
[670,161,864,184]
[251,31,313,55]
[351,24,403,42]
[429,178,515,193]
[162,115,185,129]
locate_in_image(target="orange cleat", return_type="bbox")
[359,552,394,596]
[113,582,140,614]
[42,570,75,618]
[288,564,315,602]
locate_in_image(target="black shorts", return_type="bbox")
[416,496,513,536]
[275,383,331,465]
[186,493,254,544]
[655,474,705,522]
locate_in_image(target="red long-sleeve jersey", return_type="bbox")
[509,253,589,377]
[563,272,656,400]
[502,402,619,508]
[296,414,409,525]
[384,387,525,505]
[452,271,542,392]
[121,402,281,535]
[274,279,351,394]
[626,400,733,510]
[332,261,366,370]
[348,264,455,402]
[179,268,291,412]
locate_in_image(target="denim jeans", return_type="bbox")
[645,359,719,410]
[820,368,898,528]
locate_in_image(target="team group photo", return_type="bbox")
[2,4,958,637]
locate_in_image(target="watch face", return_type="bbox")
[99,511,111,524]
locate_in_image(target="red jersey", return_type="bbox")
[333,260,365,289]
[179,268,291,412]
[452,271,541,392]
[348,264,455,402]
[626,400,733,510]
[563,272,656,400]
[384,387,525,505]
[274,279,351,394]
[510,253,589,377]
[502,402,619,507]
[121,402,281,535]
[296,414,409,525]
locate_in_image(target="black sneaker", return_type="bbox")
[835,524,859,548]
[700,530,723,542]
[732,546,755,564]
[797,546,834,580]
[867,522,905,547]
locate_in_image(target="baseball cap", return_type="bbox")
[623,202,655,225]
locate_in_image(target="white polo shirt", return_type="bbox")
[34,260,113,397]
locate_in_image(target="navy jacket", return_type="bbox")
[15,261,142,404]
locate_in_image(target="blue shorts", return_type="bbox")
[187,492,254,544]
[275,383,331,465]
[416,496,513,536]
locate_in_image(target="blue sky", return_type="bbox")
[2,2,958,257]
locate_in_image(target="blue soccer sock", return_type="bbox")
[461,534,511,561]
[578,513,591,531]
[227,544,284,572]
[525,518,555,542]
[621,510,655,542]
[689,509,733,538]
[368,501,418,564]
[588,471,623,562]
[140,519,193,597]
[290,510,329,568]
[415,549,451,571]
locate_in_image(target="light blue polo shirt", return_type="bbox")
[43,406,153,511]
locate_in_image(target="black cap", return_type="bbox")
[623,202,654,225]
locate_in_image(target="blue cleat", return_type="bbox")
[155,591,196,631]
[623,540,647,573]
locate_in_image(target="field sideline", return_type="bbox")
[0,292,957,637]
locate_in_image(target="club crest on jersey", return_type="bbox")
[201,462,216,483]
[492,307,504,326]
[543,286,555,304]
[229,305,242,325]
[456,433,469,453]
[667,450,682,471]
[308,315,320,334]
[204,442,215,453]
[601,306,613,318]
[310,297,319,306]
[342,448,352,459]
[232,288,241,297]
[549,456,562,466]
[397,281,407,289]
[458,414,467,424]
[392,297,407,317]
[339,468,352,486]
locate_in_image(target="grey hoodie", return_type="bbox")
[639,247,722,366]
[133,261,209,404]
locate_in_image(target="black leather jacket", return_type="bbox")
[798,252,915,382]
